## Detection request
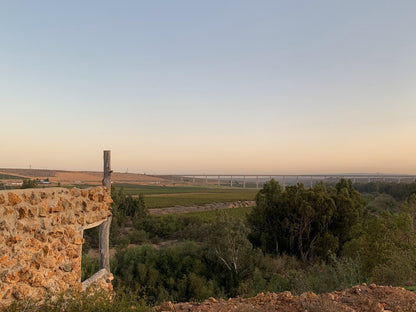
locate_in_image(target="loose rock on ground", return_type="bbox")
[155,284,416,312]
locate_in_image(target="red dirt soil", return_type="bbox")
[155,284,416,312]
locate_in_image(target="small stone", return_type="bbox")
[60,263,73,272]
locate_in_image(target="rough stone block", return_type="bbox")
[7,193,21,206]
[0,187,113,305]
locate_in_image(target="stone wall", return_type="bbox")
[0,187,112,307]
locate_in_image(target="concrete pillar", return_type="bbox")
[230,176,233,187]
[218,175,220,186]
[243,176,246,188]
[256,176,259,189]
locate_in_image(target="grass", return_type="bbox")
[181,206,254,221]
[2,290,149,312]
[405,286,416,292]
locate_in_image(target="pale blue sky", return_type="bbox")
[1,1,415,174]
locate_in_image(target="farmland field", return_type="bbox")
[112,183,258,208]
[0,173,22,180]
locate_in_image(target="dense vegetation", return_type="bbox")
[7,180,416,311]
[78,179,416,307]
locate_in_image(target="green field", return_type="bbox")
[0,173,21,180]
[113,183,258,195]
[113,184,258,208]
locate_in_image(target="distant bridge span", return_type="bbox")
[156,174,416,188]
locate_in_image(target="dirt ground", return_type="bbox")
[155,284,416,312]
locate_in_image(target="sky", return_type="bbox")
[1,1,415,175]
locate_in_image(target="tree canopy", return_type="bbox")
[248,179,364,261]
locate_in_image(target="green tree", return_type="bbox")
[343,211,416,285]
[204,215,256,295]
[248,179,364,261]
[21,178,38,189]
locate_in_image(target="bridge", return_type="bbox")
[156,174,416,189]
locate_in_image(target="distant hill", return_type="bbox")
[0,168,169,186]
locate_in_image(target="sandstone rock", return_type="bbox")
[29,192,39,205]
[73,235,84,245]
[70,188,81,197]
[61,199,72,210]
[34,231,47,242]
[48,229,64,238]
[0,221,8,231]
[17,251,33,263]
[0,187,112,306]
[7,193,21,206]
[0,256,9,265]
[38,202,48,217]
[2,207,14,216]
[51,215,61,226]
[1,270,20,284]
[5,236,19,247]
[28,270,46,287]
[60,263,73,272]
[18,206,28,219]
[12,284,30,300]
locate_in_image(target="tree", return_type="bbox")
[21,178,38,189]
[204,214,256,296]
[248,179,364,261]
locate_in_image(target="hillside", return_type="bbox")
[0,168,168,185]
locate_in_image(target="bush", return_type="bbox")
[2,289,149,312]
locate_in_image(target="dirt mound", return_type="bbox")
[156,284,416,312]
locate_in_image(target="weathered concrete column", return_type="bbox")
[100,150,112,271]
